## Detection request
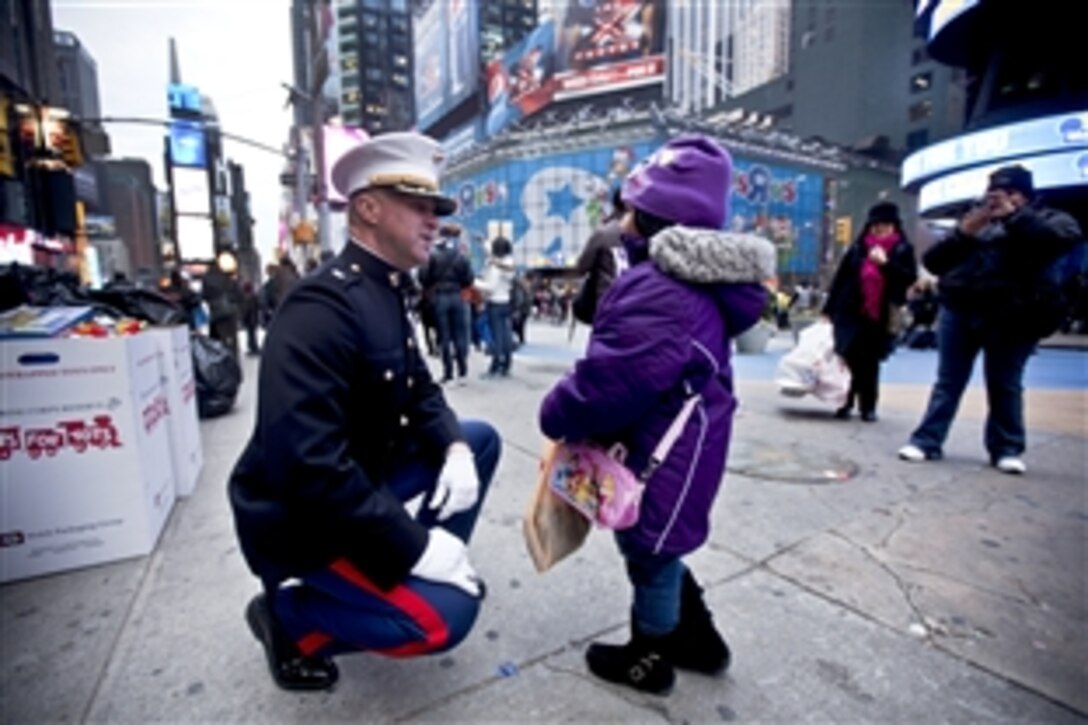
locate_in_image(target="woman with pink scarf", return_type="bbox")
[823,201,918,421]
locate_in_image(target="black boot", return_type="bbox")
[246,593,339,691]
[585,626,675,695]
[661,569,731,675]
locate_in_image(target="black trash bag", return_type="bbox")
[87,287,185,326]
[0,263,102,312]
[191,334,241,419]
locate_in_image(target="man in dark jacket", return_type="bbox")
[898,165,1082,474]
[418,224,473,383]
[229,132,500,691]
[201,253,243,360]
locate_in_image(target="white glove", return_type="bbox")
[410,527,481,597]
[429,445,479,521]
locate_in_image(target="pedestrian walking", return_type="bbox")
[475,236,516,377]
[823,201,918,421]
[240,281,261,355]
[419,224,473,383]
[510,272,532,347]
[538,134,776,695]
[201,252,243,360]
[898,165,1082,474]
[229,132,501,692]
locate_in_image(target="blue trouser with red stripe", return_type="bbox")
[271,420,500,659]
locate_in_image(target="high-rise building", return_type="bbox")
[667,0,791,114]
[480,0,539,62]
[413,0,538,143]
[0,0,60,105]
[52,31,109,158]
[707,0,963,158]
[92,158,161,281]
[334,0,415,134]
[52,31,99,122]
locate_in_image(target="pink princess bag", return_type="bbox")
[544,393,702,529]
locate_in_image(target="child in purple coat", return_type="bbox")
[539,135,776,695]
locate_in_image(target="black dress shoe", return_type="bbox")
[833,406,852,420]
[860,411,878,422]
[245,593,339,691]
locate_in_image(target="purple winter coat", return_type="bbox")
[540,226,775,556]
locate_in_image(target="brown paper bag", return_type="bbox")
[523,441,592,572]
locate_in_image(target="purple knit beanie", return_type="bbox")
[621,134,732,230]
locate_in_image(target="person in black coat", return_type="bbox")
[823,201,918,421]
[228,133,501,692]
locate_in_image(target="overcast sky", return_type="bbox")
[52,0,294,264]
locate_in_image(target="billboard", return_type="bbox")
[167,83,203,118]
[918,149,1088,214]
[175,215,214,262]
[485,22,558,137]
[169,121,207,168]
[902,110,1088,187]
[414,0,480,132]
[172,167,210,216]
[552,0,666,101]
[485,0,667,138]
[442,138,824,274]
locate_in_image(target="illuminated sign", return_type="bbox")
[902,110,1088,187]
[169,121,207,168]
[172,167,211,216]
[484,0,666,138]
[167,83,203,118]
[918,149,1088,214]
[413,0,480,132]
[926,0,979,41]
[175,215,215,262]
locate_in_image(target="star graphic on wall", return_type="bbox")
[546,183,584,221]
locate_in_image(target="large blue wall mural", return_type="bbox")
[444,138,826,275]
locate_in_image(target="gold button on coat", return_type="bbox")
[399,415,409,427]
[384,369,394,381]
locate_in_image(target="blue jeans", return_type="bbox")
[272,420,500,658]
[616,530,683,637]
[909,308,1036,461]
[486,302,514,374]
[434,292,469,379]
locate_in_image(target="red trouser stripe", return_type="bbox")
[296,631,333,657]
[327,558,449,657]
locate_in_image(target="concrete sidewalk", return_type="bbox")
[2,321,1085,723]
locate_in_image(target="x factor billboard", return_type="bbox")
[485,0,666,138]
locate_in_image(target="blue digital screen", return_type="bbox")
[169,121,206,168]
[167,83,203,117]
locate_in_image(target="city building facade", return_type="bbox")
[667,0,791,114]
[709,0,963,158]
[902,0,1086,226]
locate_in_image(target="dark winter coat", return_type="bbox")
[228,241,462,591]
[419,243,473,296]
[923,204,1082,340]
[823,231,917,357]
[573,221,625,324]
[539,225,775,556]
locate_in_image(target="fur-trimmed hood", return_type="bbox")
[649,225,777,284]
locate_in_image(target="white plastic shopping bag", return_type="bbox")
[775,321,851,407]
